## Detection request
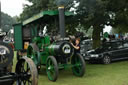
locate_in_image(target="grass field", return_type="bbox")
[13,52,128,85]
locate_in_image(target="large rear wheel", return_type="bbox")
[27,44,40,67]
[46,56,58,82]
[71,53,85,77]
[16,57,38,85]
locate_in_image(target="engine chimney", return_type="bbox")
[58,6,65,38]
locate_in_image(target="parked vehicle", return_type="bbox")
[85,40,128,64]
[80,39,92,57]
[0,42,38,85]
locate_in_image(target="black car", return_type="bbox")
[85,40,128,64]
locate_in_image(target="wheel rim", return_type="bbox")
[16,57,38,85]
[46,58,56,81]
[103,56,110,64]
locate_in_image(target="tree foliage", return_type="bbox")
[1,12,16,32]
[75,0,110,48]
[19,0,57,21]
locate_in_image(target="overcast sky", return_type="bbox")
[1,0,30,17]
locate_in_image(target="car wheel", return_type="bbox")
[102,55,111,64]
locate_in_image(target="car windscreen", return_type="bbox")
[99,42,111,49]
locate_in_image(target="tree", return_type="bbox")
[1,12,16,32]
[106,0,128,33]
[19,0,57,21]
[75,0,110,48]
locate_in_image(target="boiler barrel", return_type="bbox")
[45,41,73,57]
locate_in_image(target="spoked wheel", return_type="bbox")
[71,53,85,77]
[16,57,38,85]
[27,44,40,67]
[102,55,111,64]
[46,56,58,82]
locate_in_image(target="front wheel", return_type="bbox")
[102,55,111,64]
[46,56,58,82]
[71,53,85,77]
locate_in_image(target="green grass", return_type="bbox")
[13,51,128,85]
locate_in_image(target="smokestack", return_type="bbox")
[56,0,68,38]
[56,0,71,38]
[58,6,65,38]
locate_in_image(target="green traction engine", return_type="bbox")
[13,5,86,81]
[27,35,85,81]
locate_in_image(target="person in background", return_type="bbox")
[70,37,81,53]
[102,38,107,43]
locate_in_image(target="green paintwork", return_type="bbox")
[23,10,74,26]
[45,44,55,55]
[40,52,48,64]
[72,57,82,76]
[27,45,41,66]
[28,35,57,65]
[13,23,23,50]
[30,36,50,64]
